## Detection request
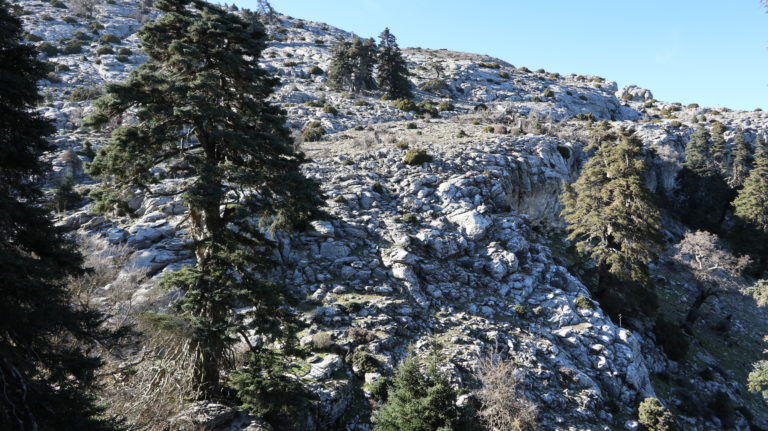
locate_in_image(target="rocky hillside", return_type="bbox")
[13,0,768,429]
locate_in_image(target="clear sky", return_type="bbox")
[232,1,768,111]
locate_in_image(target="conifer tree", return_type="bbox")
[710,121,727,174]
[328,36,377,93]
[0,2,119,429]
[729,129,752,188]
[374,355,463,431]
[734,139,768,231]
[675,126,733,232]
[684,126,714,174]
[561,126,662,287]
[85,0,322,399]
[376,28,412,99]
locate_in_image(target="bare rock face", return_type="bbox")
[616,85,654,102]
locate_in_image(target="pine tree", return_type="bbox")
[729,129,752,188]
[561,126,662,287]
[684,126,714,175]
[85,0,322,399]
[0,1,119,429]
[374,355,462,431]
[734,140,768,231]
[327,36,377,93]
[376,28,412,99]
[710,121,727,174]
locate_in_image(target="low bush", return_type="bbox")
[498,71,510,79]
[309,65,324,75]
[574,295,593,309]
[393,98,418,112]
[62,40,84,55]
[322,104,338,115]
[437,100,455,111]
[25,33,43,42]
[301,121,325,142]
[118,47,132,55]
[543,89,554,98]
[69,85,103,102]
[638,398,677,431]
[456,129,468,138]
[38,42,59,57]
[403,149,433,165]
[115,54,130,63]
[96,46,114,55]
[406,122,417,129]
[98,33,121,44]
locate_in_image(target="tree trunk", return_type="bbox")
[683,284,715,334]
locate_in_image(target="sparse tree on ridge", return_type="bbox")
[710,121,727,174]
[328,36,377,93]
[0,1,121,429]
[729,129,752,188]
[734,137,768,232]
[85,0,322,399]
[377,27,412,99]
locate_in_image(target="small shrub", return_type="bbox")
[456,129,468,138]
[513,304,526,316]
[51,0,68,8]
[406,122,417,129]
[478,62,500,69]
[41,14,54,21]
[419,78,447,93]
[393,98,418,112]
[535,68,545,73]
[475,356,538,431]
[115,55,130,63]
[118,47,132,55]
[517,66,530,73]
[669,120,683,128]
[48,178,81,212]
[25,33,43,42]
[638,398,677,431]
[304,98,325,108]
[574,295,593,309]
[62,40,84,55]
[573,113,596,122]
[98,33,121,44]
[301,121,325,142]
[354,125,365,131]
[401,213,418,224]
[350,350,379,375]
[531,96,542,103]
[38,42,59,57]
[403,149,433,166]
[283,61,297,67]
[96,46,114,55]
[372,182,385,194]
[333,195,347,204]
[416,100,439,117]
[309,65,324,75]
[69,85,103,102]
[644,100,656,108]
[437,100,455,111]
[483,126,494,133]
[498,71,510,79]
[579,95,588,101]
[89,22,105,33]
[395,141,409,150]
[622,93,633,101]
[687,103,699,109]
[353,100,369,107]
[543,89,554,98]
[341,159,353,166]
[322,104,338,115]
[72,30,91,41]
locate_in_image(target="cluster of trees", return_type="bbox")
[2,0,323,428]
[328,28,412,99]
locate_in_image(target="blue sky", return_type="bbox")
[232,1,768,111]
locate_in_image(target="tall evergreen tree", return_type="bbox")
[734,140,768,232]
[675,126,733,232]
[684,126,714,174]
[729,129,752,188]
[376,28,412,99]
[85,0,322,399]
[327,36,377,93]
[0,2,118,429]
[710,121,727,174]
[562,126,661,287]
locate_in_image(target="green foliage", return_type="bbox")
[328,36,377,93]
[734,138,768,231]
[513,304,526,316]
[372,182,385,194]
[456,129,468,138]
[729,129,753,189]
[96,45,114,55]
[573,112,596,122]
[73,30,91,41]
[350,350,380,375]
[406,122,418,129]
[115,54,130,63]
[574,295,593,309]
[85,0,322,398]
[638,398,677,431]
[653,318,689,361]
[437,100,455,111]
[419,78,447,93]
[401,213,418,224]
[404,149,433,165]
[302,121,326,142]
[710,121,727,172]
[231,353,312,430]
[51,0,67,8]
[416,100,439,117]
[478,62,500,69]
[98,33,121,44]
[309,65,324,75]
[395,141,409,150]
[377,28,412,99]
[748,360,768,403]
[374,355,463,431]
[562,126,661,287]
[498,71,510,79]
[393,98,418,112]
[0,2,121,428]
[69,85,103,101]
[118,47,132,55]
[543,89,554,98]
[322,104,338,115]
[38,41,59,56]
[48,177,81,212]
[62,40,84,54]
[24,32,42,42]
